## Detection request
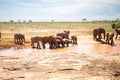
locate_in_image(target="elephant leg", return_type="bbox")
[104,33,106,39]
[50,43,53,49]
[55,42,57,48]
[51,43,55,49]
[18,39,20,44]
[31,42,35,48]
[37,42,39,49]
[72,40,74,44]
[100,34,102,39]
[17,39,20,44]
[62,42,65,47]
[73,40,75,44]
[53,43,55,49]
[98,34,100,39]
[58,43,61,48]
[21,39,24,44]
[110,40,112,45]
[31,43,33,48]
[111,39,114,45]
[115,34,118,39]
[37,42,41,49]
[18,39,21,44]
[42,43,45,49]
[56,44,58,48]
[106,37,108,44]
[20,39,23,44]
[108,39,110,44]
[98,33,102,39]
[67,43,69,47]
[49,44,52,49]
[21,39,23,44]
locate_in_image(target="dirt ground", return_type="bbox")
[0,29,120,80]
[0,51,120,80]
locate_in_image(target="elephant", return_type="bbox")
[106,33,114,45]
[41,36,57,49]
[71,35,78,45]
[56,36,65,48]
[14,33,25,44]
[63,39,72,47]
[48,35,57,49]
[31,36,42,49]
[56,31,70,39]
[115,29,120,39]
[93,27,106,40]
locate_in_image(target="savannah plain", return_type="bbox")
[0,22,120,80]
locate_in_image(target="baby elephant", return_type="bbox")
[106,33,114,45]
[71,35,78,45]
[63,39,72,47]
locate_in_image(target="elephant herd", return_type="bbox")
[93,28,120,45]
[0,28,120,48]
[31,31,78,49]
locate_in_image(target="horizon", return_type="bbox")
[0,0,120,22]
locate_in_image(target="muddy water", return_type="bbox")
[0,42,120,56]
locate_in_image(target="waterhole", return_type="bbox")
[0,42,120,56]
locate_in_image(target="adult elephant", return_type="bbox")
[14,33,25,44]
[115,28,120,39]
[56,31,70,39]
[93,27,106,40]
[71,35,78,45]
[106,33,114,45]
[41,36,57,49]
[31,36,42,49]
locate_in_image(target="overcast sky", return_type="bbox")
[0,0,120,22]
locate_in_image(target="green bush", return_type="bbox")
[112,21,120,29]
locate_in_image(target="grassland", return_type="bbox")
[0,22,114,33]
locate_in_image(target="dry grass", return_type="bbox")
[0,22,114,32]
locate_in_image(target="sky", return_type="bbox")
[0,0,120,22]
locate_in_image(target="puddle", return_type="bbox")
[0,42,120,57]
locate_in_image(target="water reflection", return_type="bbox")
[0,43,120,56]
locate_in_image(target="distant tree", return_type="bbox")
[51,20,54,22]
[82,18,87,22]
[10,20,14,23]
[116,18,119,21]
[23,20,26,23]
[112,23,115,29]
[112,21,120,29]
[29,20,32,22]
[18,20,21,23]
